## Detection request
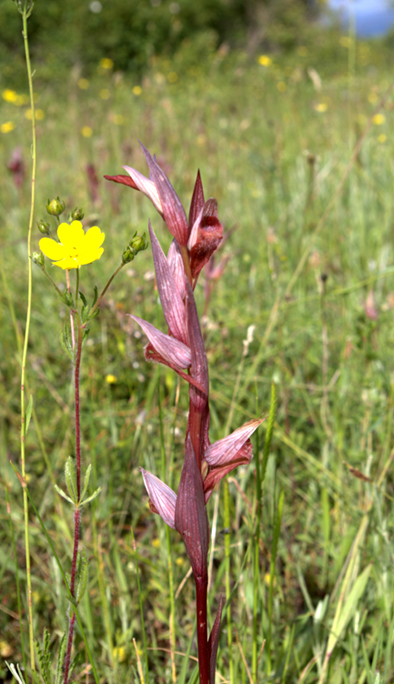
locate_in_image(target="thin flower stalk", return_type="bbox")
[106,148,264,683]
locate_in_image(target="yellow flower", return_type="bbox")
[78,78,90,90]
[132,85,142,95]
[258,55,272,67]
[25,108,45,120]
[39,221,105,270]
[378,134,387,144]
[81,126,93,137]
[372,113,385,126]
[368,92,378,104]
[314,102,328,112]
[105,374,117,384]
[2,89,19,103]
[1,121,15,133]
[100,58,114,70]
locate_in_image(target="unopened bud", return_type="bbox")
[32,252,45,268]
[46,196,65,217]
[37,219,51,235]
[70,207,84,221]
[122,232,149,264]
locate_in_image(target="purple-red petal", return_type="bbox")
[141,469,177,529]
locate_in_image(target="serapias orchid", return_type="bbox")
[105,146,262,684]
[39,220,105,269]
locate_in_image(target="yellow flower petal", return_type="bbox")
[55,257,80,270]
[57,220,85,249]
[39,237,67,261]
[78,248,104,266]
[82,225,105,250]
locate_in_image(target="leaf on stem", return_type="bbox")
[175,435,209,579]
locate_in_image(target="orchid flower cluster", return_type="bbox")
[106,145,263,684]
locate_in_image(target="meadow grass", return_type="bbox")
[1,35,394,684]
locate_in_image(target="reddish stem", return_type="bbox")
[63,320,83,684]
[195,575,210,684]
[74,321,83,499]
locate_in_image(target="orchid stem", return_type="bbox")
[195,576,210,684]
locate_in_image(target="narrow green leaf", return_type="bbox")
[53,484,74,505]
[334,564,372,641]
[80,486,102,507]
[76,547,89,604]
[65,456,78,503]
[80,464,92,502]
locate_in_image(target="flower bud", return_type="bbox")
[37,219,51,235]
[32,252,45,268]
[122,232,149,264]
[46,196,65,217]
[70,207,84,221]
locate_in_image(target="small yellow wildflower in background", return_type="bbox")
[197,134,207,146]
[25,108,45,120]
[368,91,379,104]
[258,55,272,67]
[152,538,160,548]
[39,221,105,270]
[314,102,328,113]
[100,58,114,70]
[82,126,93,137]
[372,113,385,126]
[1,121,15,133]
[132,85,142,95]
[112,646,127,663]
[378,134,387,144]
[78,78,90,90]
[277,81,286,92]
[340,36,351,48]
[112,114,124,125]
[100,88,110,100]
[105,374,117,384]
[2,89,19,103]
[15,94,29,106]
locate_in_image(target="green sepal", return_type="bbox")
[65,456,78,503]
[53,484,74,505]
[80,465,92,502]
[76,546,89,604]
[25,394,33,434]
[80,486,102,507]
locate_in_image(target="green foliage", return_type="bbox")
[1,0,324,83]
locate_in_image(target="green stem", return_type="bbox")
[6,489,26,673]
[90,262,124,315]
[20,5,37,672]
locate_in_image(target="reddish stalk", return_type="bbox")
[63,318,84,684]
[195,576,209,684]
